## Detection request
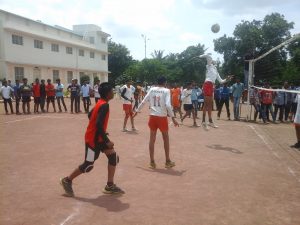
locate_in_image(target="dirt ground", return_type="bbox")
[0,97,300,225]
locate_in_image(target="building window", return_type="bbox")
[101,54,106,61]
[79,49,84,56]
[90,52,95,58]
[89,37,95,44]
[101,37,106,43]
[12,35,23,45]
[34,40,43,49]
[53,70,59,81]
[67,71,73,84]
[51,44,59,52]
[14,67,24,81]
[66,47,73,54]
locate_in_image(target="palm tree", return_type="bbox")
[151,50,165,60]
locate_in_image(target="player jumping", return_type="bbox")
[200,54,233,130]
[134,76,179,169]
[60,82,125,196]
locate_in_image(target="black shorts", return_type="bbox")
[84,143,107,161]
[47,96,55,103]
[34,97,41,104]
[184,104,193,111]
[22,96,31,103]
[3,98,12,103]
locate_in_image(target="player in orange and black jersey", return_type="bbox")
[60,82,125,196]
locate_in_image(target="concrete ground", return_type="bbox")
[0,98,300,225]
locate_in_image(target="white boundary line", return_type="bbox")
[2,115,86,124]
[248,124,300,183]
[59,202,81,225]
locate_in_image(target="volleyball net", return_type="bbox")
[244,33,300,121]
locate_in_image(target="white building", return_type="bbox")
[0,10,110,85]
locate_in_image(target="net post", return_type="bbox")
[246,60,254,121]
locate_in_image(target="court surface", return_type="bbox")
[0,98,300,225]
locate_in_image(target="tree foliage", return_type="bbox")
[108,40,133,85]
[214,13,298,85]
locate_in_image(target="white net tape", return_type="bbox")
[251,86,300,94]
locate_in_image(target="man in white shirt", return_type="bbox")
[94,80,101,103]
[135,76,179,169]
[181,82,199,127]
[200,54,233,130]
[0,80,14,114]
[120,79,137,132]
[81,80,91,113]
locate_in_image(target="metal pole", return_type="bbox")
[246,60,253,121]
[141,34,148,59]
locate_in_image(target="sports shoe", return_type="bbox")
[132,127,138,132]
[208,122,218,128]
[149,161,157,169]
[60,177,74,197]
[165,161,176,168]
[201,122,209,131]
[290,143,300,149]
[122,128,129,132]
[193,122,200,127]
[103,184,125,194]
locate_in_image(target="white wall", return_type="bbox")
[0,10,109,83]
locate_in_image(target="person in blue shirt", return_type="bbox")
[217,83,231,120]
[56,79,67,112]
[231,77,244,120]
[274,89,285,122]
[214,85,221,111]
[13,79,22,115]
[191,82,200,118]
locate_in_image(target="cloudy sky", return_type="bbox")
[0,0,299,60]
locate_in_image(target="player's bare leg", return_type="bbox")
[68,168,82,181]
[130,114,137,131]
[291,126,300,149]
[104,149,117,184]
[149,130,157,168]
[192,110,198,126]
[123,114,129,131]
[162,131,175,168]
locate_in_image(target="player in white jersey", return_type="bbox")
[200,54,233,130]
[135,76,179,169]
[120,79,137,132]
[181,82,199,127]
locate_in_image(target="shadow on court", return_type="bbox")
[74,195,130,212]
[206,144,243,154]
[136,166,187,176]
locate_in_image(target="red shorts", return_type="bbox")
[148,116,168,132]
[123,104,133,115]
[203,81,214,97]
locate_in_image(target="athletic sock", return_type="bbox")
[209,118,213,123]
[107,182,114,187]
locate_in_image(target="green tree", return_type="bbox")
[108,40,133,85]
[214,13,295,84]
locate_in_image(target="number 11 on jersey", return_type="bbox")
[153,96,161,107]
